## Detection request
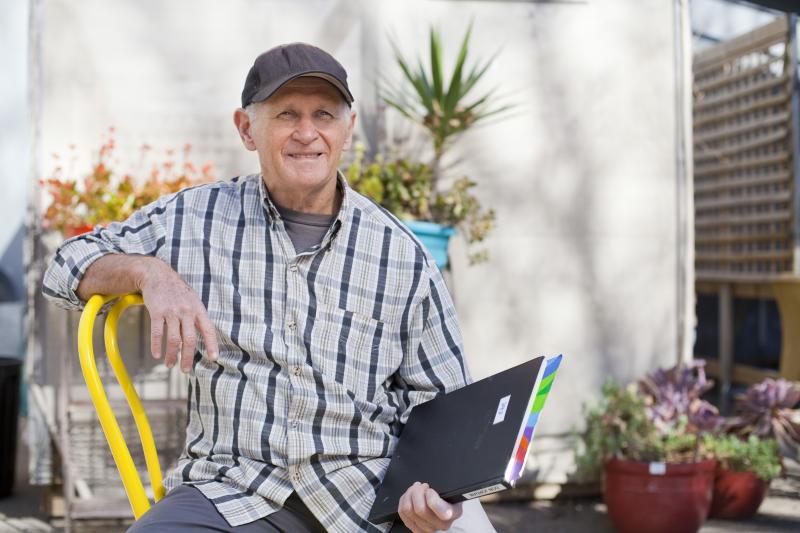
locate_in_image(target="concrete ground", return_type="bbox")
[2,417,799,532]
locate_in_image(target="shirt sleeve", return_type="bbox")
[393,264,473,425]
[41,195,173,312]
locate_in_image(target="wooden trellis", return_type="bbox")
[693,16,800,397]
[694,17,795,280]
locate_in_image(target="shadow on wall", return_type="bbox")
[462,7,676,386]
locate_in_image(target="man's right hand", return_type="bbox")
[77,254,219,373]
[137,259,219,373]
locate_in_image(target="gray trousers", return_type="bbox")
[126,485,496,532]
[126,485,325,532]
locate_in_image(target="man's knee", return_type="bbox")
[126,485,225,532]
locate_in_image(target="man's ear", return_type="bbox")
[233,108,257,151]
[343,110,357,150]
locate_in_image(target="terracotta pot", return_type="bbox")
[603,458,716,533]
[709,468,769,519]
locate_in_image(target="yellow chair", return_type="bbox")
[77,293,165,519]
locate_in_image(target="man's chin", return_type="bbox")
[280,169,337,188]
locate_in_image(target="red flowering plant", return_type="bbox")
[41,128,216,236]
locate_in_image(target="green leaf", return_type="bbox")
[429,28,444,103]
[444,21,472,116]
[383,97,424,126]
[460,50,500,100]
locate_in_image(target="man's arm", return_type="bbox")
[77,254,218,372]
[394,264,472,532]
[42,191,218,372]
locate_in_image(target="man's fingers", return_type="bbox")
[397,493,415,531]
[399,484,430,533]
[426,487,456,521]
[164,315,181,369]
[150,317,164,359]
[180,315,197,373]
[195,311,219,361]
[410,484,442,532]
[410,483,429,516]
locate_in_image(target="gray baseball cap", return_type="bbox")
[241,43,354,108]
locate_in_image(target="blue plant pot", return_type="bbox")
[404,220,456,270]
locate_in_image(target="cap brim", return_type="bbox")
[249,71,354,106]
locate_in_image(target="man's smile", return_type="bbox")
[287,152,324,159]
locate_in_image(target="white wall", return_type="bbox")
[34,0,684,462]
[444,0,682,432]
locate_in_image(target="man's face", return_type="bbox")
[236,77,355,200]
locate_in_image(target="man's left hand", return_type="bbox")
[397,481,463,533]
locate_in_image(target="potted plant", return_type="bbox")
[345,145,493,266]
[703,378,800,519]
[726,378,800,461]
[703,433,782,519]
[574,361,721,533]
[356,23,512,268]
[42,129,216,236]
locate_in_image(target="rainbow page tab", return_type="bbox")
[505,354,563,483]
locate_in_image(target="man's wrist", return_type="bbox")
[130,254,162,292]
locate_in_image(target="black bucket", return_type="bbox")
[0,357,22,498]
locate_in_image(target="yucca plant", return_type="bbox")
[382,23,513,180]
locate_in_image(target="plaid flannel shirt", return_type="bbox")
[42,173,471,532]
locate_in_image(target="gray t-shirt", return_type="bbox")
[274,203,336,254]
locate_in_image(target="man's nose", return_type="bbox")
[292,116,319,144]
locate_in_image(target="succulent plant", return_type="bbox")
[703,434,782,482]
[637,360,723,435]
[726,378,800,461]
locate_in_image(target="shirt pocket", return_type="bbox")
[312,303,401,402]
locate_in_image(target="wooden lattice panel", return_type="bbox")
[693,17,795,280]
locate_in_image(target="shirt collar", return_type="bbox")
[258,172,350,234]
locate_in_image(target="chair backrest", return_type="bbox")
[77,293,165,519]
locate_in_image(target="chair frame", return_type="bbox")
[77,293,165,519]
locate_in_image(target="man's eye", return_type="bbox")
[278,111,296,118]
[318,110,334,119]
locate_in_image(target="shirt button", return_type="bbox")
[293,470,302,481]
[293,366,301,376]
[291,420,298,429]
[287,320,296,331]
[289,264,298,273]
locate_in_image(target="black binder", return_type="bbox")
[369,354,563,525]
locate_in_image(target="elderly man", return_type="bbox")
[43,43,496,533]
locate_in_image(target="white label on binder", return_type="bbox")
[493,395,511,425]
[463,484,506,499]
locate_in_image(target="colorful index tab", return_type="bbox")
[506,354,562,483]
